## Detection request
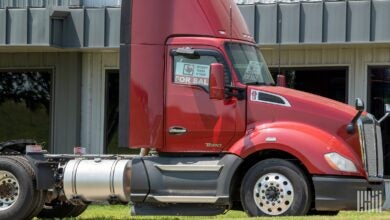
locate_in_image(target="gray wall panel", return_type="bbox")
[323,1,346,43]
[53,52,82,153]
[7,9,28,45]
[238,5,256,37]
[300,2,322,43]
[0,10,5,45]
[105,8,120,47]
[28,8,50,45]
[63,9,84,48]
[84,8,105,47]
[0,0,121,8]
[279,3,300,44]
[371,0,390,42]
[256,4,277,44]
[347,0,370,42]
[30,0,45,7]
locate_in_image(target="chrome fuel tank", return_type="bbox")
[63,159,131,202]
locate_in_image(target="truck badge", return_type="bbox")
[205,143,222,148]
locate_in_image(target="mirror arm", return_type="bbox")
[225,85,246,100]
[346,110,363,134]
[379,112,390,124]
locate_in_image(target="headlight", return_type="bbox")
[324,152,358,173]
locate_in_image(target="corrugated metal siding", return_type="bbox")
[0,7,120,48]
[81,52,119,154]
[1,1,390,48]
[238,4,256,36]
[238,0,390,45]
[323,1,346,43]
[7,9,28,45]
[300,2,323,43]
[0,10,6,45]
[254,4,277,44]
[0,0,121,8]
[347,0,370,42]
[279,3,300,44]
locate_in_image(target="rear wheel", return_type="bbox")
[5,156,46,219]
[0,157,37,220]
[240,159,311,216]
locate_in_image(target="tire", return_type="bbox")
[37,199,88,218]
[240,159,311,217]
[0,157,37,220]
[4,156,46,219]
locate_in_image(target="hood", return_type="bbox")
[247,86,361,156]
[248,86,357,125]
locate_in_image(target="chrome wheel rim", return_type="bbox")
[253,172,294,215]
[0,171,20,211]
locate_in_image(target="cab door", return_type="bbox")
[164,47,239,153]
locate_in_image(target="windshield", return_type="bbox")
[225,43,275,85]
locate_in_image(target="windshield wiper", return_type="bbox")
[245,81,275,86]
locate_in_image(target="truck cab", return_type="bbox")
[0,0,385,219]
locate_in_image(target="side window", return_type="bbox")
[173,55,218,90]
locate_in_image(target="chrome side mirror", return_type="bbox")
[347,98,364,134]
[355,98,364,111]
[379,104,390,124]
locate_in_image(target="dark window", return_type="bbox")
[368,67,390,176]
[0,70,52,148]
[104,70,137,154]
[270,68,348,103]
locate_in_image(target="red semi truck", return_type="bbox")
[0,0,386,219]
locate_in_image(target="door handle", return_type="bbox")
[169,126,187,135]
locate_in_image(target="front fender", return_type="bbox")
[227,122,365,177]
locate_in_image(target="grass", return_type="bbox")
[75,205,390,220]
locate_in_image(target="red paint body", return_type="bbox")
[125,0,366,178]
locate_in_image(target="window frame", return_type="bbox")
[0,68,54,150]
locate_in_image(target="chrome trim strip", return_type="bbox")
[357,118,366,170]
[155,165,223,172]
[250,89,291,107]
[150,195,226,203]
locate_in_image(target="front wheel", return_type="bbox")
[240,159,311,216]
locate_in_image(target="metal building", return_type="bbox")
[0,0,390,207]
[0,0,121,155]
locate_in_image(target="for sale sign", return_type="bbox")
[174,62,210,86]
